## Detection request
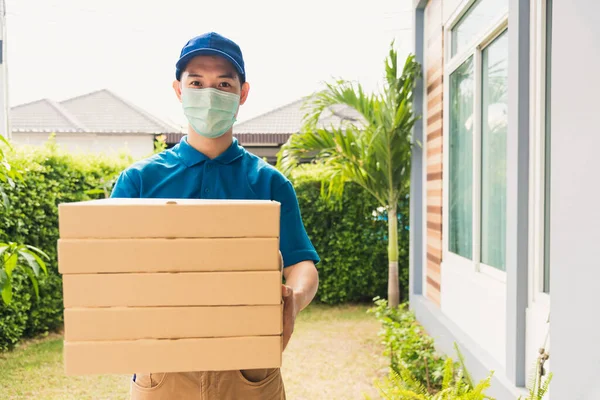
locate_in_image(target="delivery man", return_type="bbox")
[110,32,320,400]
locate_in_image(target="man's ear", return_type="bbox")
[239,82,250,105]
[173,80,182,102]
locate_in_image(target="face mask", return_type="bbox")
[181,87,240,138]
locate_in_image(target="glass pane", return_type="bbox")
[449,57,474,260]
[451,0,509,57]
[480,31,508,270]
[543,0,552,293]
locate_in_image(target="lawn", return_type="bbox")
[0,304,387,400]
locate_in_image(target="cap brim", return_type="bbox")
[176,48,244,79]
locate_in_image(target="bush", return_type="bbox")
[369,297,446,392]
[0,144,409,349]
[0,141,131,350]
[291,165,409,304]
[0,272,31,351]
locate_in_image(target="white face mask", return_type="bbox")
[181,87,240,138]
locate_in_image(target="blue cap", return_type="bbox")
[175,32,245,82]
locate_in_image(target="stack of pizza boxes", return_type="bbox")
[57,198,283,375]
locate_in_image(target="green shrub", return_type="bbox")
[291,165,409,304]
[374,348,494,400]
[0,272,31,351]
[0,144,409,349]
[369,297,446,392]
[0,142,131,350]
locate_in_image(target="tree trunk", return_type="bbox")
[388,205,400,308]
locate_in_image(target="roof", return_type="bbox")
[11,89,182,134]
[11,99,86,133]
[233,97,363,134]
[166,96,364,145]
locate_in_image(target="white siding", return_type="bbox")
[11,132,154,159]
[550,0,600,398]
[441,261,506,365]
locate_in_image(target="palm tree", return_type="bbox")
[277,43,421,307]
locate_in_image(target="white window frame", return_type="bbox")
[442,0,509,283]
[528,0,551,309]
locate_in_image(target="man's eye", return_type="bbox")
[190,81,202,87]
[219,82,231,88]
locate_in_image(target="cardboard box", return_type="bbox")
[58,199,280,239]
[59,198,284,374]
[58,238,280,274]
[64,336,282,375]
[64,305,283,341]
[63,271,282,308]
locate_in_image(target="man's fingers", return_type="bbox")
[282,285,295,352]
[282,285,293,297]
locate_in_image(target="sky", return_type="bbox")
[5,0,413,128]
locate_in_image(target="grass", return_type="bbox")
[0,304,387,400]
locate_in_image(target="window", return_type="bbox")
[451,0,509,57]
[529,0,552,300]
[446,0,508,275]
[449,58,474,260]
[480,32,508,270]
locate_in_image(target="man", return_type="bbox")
[110,32,320,399]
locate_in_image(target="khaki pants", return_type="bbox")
[130,369,286,400]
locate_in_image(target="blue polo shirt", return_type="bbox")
[110,136,319,267]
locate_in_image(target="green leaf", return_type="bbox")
[0,244,9,259]
[25,245,51,260]
[84,188,106,195]
[0,269,7,289]
[22,266,40,300]
[0,190,9,208]
[27,250,48,275]
[19,250,40,276]
[4,252,17,276]
[0,134,11,147]
[1,275,12,304]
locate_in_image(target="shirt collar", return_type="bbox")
[176,136,245,167]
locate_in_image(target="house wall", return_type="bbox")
[244,146,281,164]
[415,0,600,397]
[11,132,154,159]
[424,0,444,306]
[413,0,529,397]
[550,0,600,397]
[442,0,463,24]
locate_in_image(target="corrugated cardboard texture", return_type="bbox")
[64,305,283,341]
[58,199,280,239]
[64,336,282,375]
[58,238,280,274]
[63,271,282,307]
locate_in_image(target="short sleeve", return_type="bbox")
[272,181,320,267]
[110,170,140,198]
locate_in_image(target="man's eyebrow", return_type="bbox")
[186,73,234,79]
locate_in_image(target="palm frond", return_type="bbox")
[392,363,430,396]
[454,343,475,388]
[537,373,552,398]
[277,41,421,210]
[441,358,454,390]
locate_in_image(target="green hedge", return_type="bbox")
[0,143,409,350]
[290,165,409,304]
[0,142,131,351]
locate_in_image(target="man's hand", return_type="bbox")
[281,261,319,351]
[282,284,297,351]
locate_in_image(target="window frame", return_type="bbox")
[528,0,551,308]
[443,0,509,283]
